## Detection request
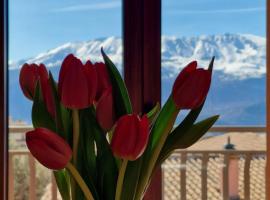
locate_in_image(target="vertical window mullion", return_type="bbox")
[266,0,270,198]
[0,0,8,199]
[123,0,162,199]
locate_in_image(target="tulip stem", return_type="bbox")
[115,159,128,200]
[72,109,80,164]
[66,162,94,200]
[135,98,178,199]
[72,109,80,199]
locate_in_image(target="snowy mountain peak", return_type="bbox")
[10,33,266,79]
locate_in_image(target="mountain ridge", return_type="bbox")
[9,33,266,125]
[10,33,266,79]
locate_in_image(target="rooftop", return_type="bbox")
[163,132,266,200]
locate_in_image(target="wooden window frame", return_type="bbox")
[266,0,270,199]
[123,0,162,199]
[0,0,269,200]
[0,0,8,199]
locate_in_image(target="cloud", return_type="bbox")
[168,7,265,15]
[52,1,121,12]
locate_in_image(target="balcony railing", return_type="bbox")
[8,126,266,200]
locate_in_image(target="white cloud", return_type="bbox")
[52,1,121,12]
[168,7,265,15]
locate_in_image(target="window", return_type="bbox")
[9,0,123,124]
[162,0,266,125]
[162,1,267,199]
[0,0,269,199]
[8,1,122,199]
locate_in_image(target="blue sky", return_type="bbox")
[9,0,266,61]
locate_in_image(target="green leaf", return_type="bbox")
[88,107,118,200]
[54,170,71,200]
[48,72,72,143]
[149,96,178,149]
[101,48,132,117]
[134,96,179,199]
[74,108,99,200]
[146,102,160,125]
[170,100,205,137]
[31,81,56,131]
[120,157,143,200]
[158,115,219,165]
[47,73,73,199]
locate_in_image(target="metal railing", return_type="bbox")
[163,150,266,200]
[8,126,266,200]
[8,150,58,200]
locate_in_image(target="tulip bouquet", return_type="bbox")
[19,49,218,200]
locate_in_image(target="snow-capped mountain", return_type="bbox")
[9,33,266,125]
[162,34,265,79]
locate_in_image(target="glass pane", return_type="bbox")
[162,1,266,200]
[162,0,266,125]
[8,1,122,199]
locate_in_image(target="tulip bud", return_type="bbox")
[58,54,97,109]
[95,62,111,100]
[19,63,48,100]
[172,61,212,109]
[26,128,72,170]
[19,63,56,118]
[111,114,149,161]
[96,87,116,131]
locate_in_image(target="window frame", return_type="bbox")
[123,0,162,199]
[0,0,269,199]
[266,0,270,198]
[0,0,8,199]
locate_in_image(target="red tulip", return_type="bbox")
[95,62,111,100]
[84,60,97,105]
[96,87,116,131]
[58,54,97,109]
[111,114,149,161]
[19,63,56,117]
[42,79,56,118]
[19,63,48,100]
[26,128,72,170]
[172,61,212,109]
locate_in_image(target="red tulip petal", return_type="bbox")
[84,61,97,105]
[42,79,56,118]
[19,63,48,100]
[58,54,76,96]
[111,114,149,160]
[95,62,111,100]
[111,115,138,159]
[26,128,72,170]
[38,63,49,81]
[132,115,149,160]
[172,61,197,97]
[19,64,37,99]
[173,69,211,109]
[60,56,89,109]
[96,87,115,131]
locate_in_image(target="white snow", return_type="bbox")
[9,33,266,79]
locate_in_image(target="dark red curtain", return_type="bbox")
[123,0,162,199]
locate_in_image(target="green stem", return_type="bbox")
[136,127,173,198]
[108,130,113,142]
[115,159,128,200]
[135,99,178,199]
[72,109,80,164]
[72,109,80,199]
[66,163,94,200]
